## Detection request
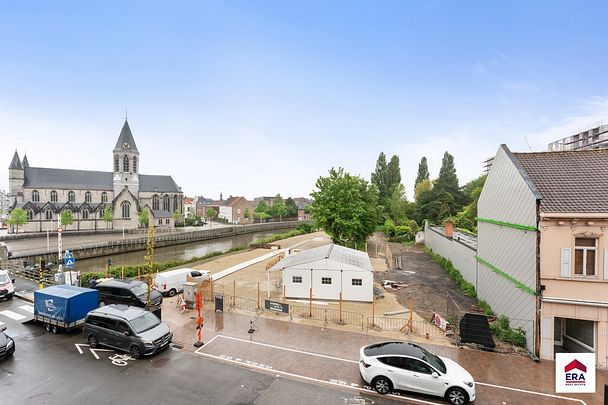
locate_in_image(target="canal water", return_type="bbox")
[74,230,282,272]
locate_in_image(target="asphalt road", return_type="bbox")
[0,297,408,405]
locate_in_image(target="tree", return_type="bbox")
[172,210,183,227]
[371,152,389,211]
[432,151,464,215]
[311,167,378,248]
[138,209,149,227]
[387,184,409,225]
[8,208,27,234]
[285,197,298,218]
[414,179,433,225]
[244,208,250,223]
[270,194,287,221]
[254,200,268,215]
[102,206,113,229]
[414,157,430,193]
[206,208,217,228]
[454,174,487,232]
[387,155,402,192]
[60,210,74,229]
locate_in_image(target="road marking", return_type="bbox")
[476,382,587,404]
[194,334,220,353]
[75,343,89,354]
[196,350,442,405]
[89,348,113,359]
[211,335,358,364]
[19,305,34,313]
[0,321,4,327]
[0,310,26,321]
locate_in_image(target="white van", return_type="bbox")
[0,270,15,300]
[155,268,210,297]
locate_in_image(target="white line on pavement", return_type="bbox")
[476,382,586,404]
[19,305,34,313]
[0,310,26,321]
[0,321,4,326]
[194,334,220,354]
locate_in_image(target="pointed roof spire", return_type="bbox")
[9,150,23,169]
[22,154,29,168]
[114,119,139,152]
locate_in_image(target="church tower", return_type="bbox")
[8,150,24,204]
[112,120,140,197]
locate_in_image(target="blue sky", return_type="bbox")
[1,1,608,199]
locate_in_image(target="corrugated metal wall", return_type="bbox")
[424,224,477,288]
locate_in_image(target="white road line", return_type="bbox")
[0,310,26,321]
[19,305,34,313]
[213,335,359,364]
[194,334,220,354]
[476,382,586,404]
[197,351,442,405]
[0,321,4,326]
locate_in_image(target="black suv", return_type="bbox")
[94,279,162,308]
[0,326,15,360]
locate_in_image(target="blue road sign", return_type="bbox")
[64,257,75,269]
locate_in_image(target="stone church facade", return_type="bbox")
[8,120,182,233]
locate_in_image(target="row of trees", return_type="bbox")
[253,194,299,221]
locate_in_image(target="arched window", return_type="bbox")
[123,155,129,172]
[32,190,40,202]
[121,201,130,218]
[152,195,159,210]
[114,155,119,172]
[50,190,58,203]
[82,209,89,220]
[163,195,170,211]
[133,156,137,173]
[173,195,178,213]
[85,191,92,203]
[45,209,53,220]
[27,209,34,220]
[68,191,75,203]
[101,192,108,203]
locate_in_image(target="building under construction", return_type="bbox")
[548,121,608,151]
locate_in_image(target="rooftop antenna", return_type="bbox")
[524,136,532,152]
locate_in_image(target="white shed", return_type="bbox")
[269,244,374,302]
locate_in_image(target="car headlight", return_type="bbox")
[463,381,474,388]
[6,338,14,348]
[142,339,154,345]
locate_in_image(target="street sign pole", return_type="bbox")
[57,217,63,280]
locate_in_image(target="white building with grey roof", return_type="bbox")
[7,120,183,233]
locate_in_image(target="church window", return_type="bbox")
[123,155,129,172]
[152,195,159,210]
[82,209,89,219]
[85,192,92,203]
[121,201,130,218]
[133,156,137,173]
[27,209,34,220]
[45,209,53,220]
[173,195,178,213]
[114,155,119,172]
[101,192,108,203]
[163,195,170,211]
[68,191,75,203]
[32,190,40,202]
[50,190,58,203]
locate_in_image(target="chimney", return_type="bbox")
[444,221,454,239]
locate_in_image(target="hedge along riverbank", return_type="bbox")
[423,247,527,349]
[80,226,314,286]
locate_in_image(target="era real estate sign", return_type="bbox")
[555,353,596,393]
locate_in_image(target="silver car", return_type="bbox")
[83,304,172,359]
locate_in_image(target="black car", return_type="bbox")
[94,279,163,308]
[0,326,15,360]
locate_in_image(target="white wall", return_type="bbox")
[219,206,232,222]
[284,268,373,302]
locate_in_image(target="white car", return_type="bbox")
[0,270,15,300]
[359,341,475,405]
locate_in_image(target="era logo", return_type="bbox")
[556,353,595,393]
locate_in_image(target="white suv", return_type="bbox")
[359,341,475,405]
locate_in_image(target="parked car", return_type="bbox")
[94,279,162,308]
[0,325,15,359]
[83,304,172,359]
[0,270,15,300]
[155,268,210,297]
[359,341,475,405]
[34,285,99,334]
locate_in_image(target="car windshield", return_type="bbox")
[0,274,9,284]
[130,283,149,297]
[129,312,161,333]
[419,346,447,374]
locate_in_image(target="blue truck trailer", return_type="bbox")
[34,285,99,334]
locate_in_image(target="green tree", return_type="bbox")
[60,210,74,229]
[270,194,287,221]
[414,156,430,193]
[244,208,250,223]
[206,208,217,228]
[371,152,389,212]
[138,209,149,227]
[434,151,462,201]
[8,208,27,233]
[254,200,268,215]
[454,174,487,232]
[311,167,378,247]
[414,179,433,225]
[172,210,182,226]
[285,197,298,218]
[387,183,409,225]
[387,155,402,192]
[102,206,113,229]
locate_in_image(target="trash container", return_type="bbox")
[183,282,198,310]
[215,295,223,312]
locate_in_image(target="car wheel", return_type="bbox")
[372,376,393,395]
[51,325,58,334]
[130,345,142,359]
[446,387,469,405]
[88,335,98,348]
[168,289,177,297]
[44,323,51,332]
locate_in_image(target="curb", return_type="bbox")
[15,291,34,303]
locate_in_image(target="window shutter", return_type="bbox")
[604,250,608,280]
[560,248,571,278]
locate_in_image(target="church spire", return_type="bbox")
[9,150,22,169]
[114,119,139,153]
[22,154,29,168]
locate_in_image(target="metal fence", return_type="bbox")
[223,293,260,313]
[288,304,364,327]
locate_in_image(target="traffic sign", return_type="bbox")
[64,257,75,269]
[57,228,63,233]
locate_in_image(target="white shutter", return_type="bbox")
[604,250,608,280]
[560,248,571,278]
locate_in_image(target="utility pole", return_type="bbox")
[57,216,63,284]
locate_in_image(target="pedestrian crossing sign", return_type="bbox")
[64,257,75,268]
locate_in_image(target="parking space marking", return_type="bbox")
[193,334,220,354]
[196,350,443,405]
[476,382,586,404]
[0,310,26,321]
[0,321,4,326]
[18,305,34,313]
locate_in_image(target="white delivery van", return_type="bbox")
[0,270,15,300]
[155,268,210,297]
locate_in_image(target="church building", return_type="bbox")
[8,120,183,232]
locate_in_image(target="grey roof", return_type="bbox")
[152,209,172,218]
[140,175,181,193]
[9,151,22,169]
[270,243,374,272]
[113,120,139,152]
[512,148,608,213]
[22,154,29,168]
